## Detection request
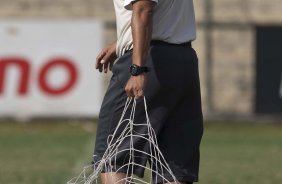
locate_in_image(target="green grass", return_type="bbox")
[0,121,281,184]
[200,122,282,184]
[0,121,96,184]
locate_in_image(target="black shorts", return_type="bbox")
[94,41,203,183]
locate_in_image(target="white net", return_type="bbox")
[68,97,179,184]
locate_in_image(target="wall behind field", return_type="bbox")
[0,0,116,43]
[1,0,282,119]
[195,0,282,118]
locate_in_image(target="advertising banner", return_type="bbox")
[0,20,104,118]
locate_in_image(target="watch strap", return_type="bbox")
[130,64,148,76]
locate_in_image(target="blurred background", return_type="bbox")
[0,0,281,183]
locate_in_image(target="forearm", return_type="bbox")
[131,1,154,66]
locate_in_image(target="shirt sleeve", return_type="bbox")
[124,0,158,10]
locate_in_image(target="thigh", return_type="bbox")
[93,66,127,162]
[149,44,204,183]
[94,51,157,177]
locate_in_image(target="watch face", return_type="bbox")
[130,65,139,76]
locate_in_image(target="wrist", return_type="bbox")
[129,64,148,76]
[132,60,145,67]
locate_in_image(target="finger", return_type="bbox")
[109,60,114,71]
[98,59,107,73]
[96,50,106,62]
[97,51,107,73]
[102,51,113,65]
[98,63,103,73]
[129,89,135,98]
[96,51,106,69]
[133,88,139,98]
[95,57,102,69]
[125,89,133,98]
[125,86,134,98]
[103,62,109,73]
[138,89,144,97]
[102,52,114,73]
[135,94,141,100]
[95,62,100,71]
[135,90,144,99]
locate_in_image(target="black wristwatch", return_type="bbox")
[129,64,148,76]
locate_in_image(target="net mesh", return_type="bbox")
[67,97,179,184]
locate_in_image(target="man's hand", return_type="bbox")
[96,42,117,73]
[125,74,146,99]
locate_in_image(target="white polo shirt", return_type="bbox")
[113,0,196,57]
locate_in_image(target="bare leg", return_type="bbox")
[101,172,126,184]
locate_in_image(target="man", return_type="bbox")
[94,0,203,184]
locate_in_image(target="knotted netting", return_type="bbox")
[68,97,179,184]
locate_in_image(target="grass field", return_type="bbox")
[0,121,281,184]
